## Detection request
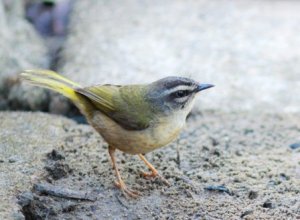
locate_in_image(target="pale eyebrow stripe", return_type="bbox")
[165,85,195,94]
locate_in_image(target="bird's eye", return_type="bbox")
[174,90,188,98]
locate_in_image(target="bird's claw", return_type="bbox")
[141,171,171,186]
[114,180,140,198]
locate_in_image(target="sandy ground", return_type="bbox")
[0,112,78,219]
[1,111,299,219]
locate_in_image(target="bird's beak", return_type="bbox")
[197,83,214,92]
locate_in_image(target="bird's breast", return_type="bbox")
[89,111,186,155]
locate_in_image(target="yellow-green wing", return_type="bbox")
[76,85,119,113]
[76,84,153,130]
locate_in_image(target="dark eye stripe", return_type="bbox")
[173,90,189,98]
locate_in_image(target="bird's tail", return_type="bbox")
[20,69,94,115]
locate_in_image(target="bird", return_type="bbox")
[20,69,214,198]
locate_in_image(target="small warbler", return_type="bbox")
[20,69,214,198]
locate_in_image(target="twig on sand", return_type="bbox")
[33,183,97,201]
[204,185,232,195]
[176,139,181,170]
[115,194,129,209]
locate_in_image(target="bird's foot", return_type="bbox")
[141,171,170,186]
[114,180,140,198]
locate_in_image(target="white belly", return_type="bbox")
[89,111,186,154]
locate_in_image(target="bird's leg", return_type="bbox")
[108,146,139,198]
[138,154,170,186]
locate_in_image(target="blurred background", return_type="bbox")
[0,0,299,118]
[1,1,300,219]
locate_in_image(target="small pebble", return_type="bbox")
[47,149,65,161]
[210,137,219,146]
[289,142,300,150]
[248,190,258,199]
[244,128,254,135]
[240,210,253,218]
[8,155,20,163]
[262,199,274,209]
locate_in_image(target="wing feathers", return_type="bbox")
[77,85,153,130]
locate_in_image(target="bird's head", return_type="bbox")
[146,76,214,116]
